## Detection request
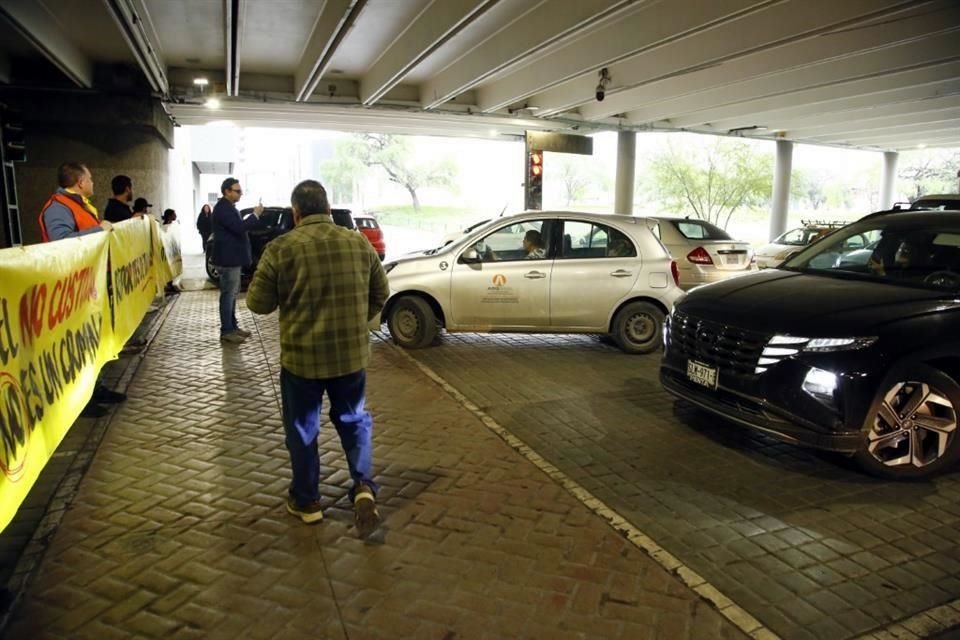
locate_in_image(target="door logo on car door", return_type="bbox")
[492,274,507,287]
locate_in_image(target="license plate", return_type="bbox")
[725,255,740,265]
[687,360,718,389]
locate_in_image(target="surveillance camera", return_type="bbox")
[595,67,610,103]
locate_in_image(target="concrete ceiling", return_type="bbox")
[0,0,957,150]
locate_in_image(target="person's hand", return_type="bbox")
[99,220,113,231]
[254,204,264,217]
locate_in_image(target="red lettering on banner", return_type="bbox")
[18,284,47,347]
[47,280,63,330]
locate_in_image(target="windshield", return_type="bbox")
[774,226,836,246]
[781,218,960,291]
[428,218,498,254]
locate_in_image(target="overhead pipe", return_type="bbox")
[103,0,168,95]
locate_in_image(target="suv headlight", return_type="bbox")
[384,262,398,274]
[755,335,877,374]
[767,335,877,353]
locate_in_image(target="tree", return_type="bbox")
[338,133,456,212]
[791,169,829,211]
[321,139,366,204]
[897,150,960,201]
[554,155,594,207]
[648,139,773,228]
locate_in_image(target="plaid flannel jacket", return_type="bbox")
[246,214,390,379]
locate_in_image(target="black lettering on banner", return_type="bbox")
[0,373,26,473]
[40,350,61,406]
[113,252,152,305]
[0,298,19,366]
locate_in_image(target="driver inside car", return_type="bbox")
[523,229,546,259]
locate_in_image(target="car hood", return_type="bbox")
[755,242,791,257]
[678,269,960,335]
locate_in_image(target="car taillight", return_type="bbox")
[670,260,680,286]
[687,246,713,264]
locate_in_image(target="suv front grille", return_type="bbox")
[669,311,769,377]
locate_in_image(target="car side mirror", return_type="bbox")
[460,248,481,264]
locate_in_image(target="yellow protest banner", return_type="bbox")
[108,216,157,354]
[154,220,182,286]
[0,233,112,532]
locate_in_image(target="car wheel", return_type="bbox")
[387,296,438,349]
[611,302,664,354]
[205,251,220,283]
[854,364,960,479]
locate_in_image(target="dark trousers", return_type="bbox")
[279,367,377,506]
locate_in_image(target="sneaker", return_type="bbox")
[286,497,324,524]
[235,328,252,338]
[80,402,109,418]
[353,485,381,538]
[220,332,247,344]
[93,385,127,404]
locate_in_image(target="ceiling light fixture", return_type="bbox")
[193,77,209,87]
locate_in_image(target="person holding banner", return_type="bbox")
[211,177,263,344]
[246,179,389,538]
[38,162,113,242]
[39,161,125,416]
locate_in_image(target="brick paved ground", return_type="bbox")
[407,332,960,640]
[3,292,744,640]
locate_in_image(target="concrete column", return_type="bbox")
[614,130,636,215]
[880,151,898,210]
[0,90,173,245]
[769,139,793,242]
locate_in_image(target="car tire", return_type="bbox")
[205,249,220,283]
[854,364,960,479]
[387,296,438,349]
[611,302,664,354]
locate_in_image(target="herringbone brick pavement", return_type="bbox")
[4,292,744,640]
[408,331,960,640]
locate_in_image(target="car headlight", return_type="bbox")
[802,367,837,399]
[767,335,877,352]
[384,262,398,274]
[755,335,877,374]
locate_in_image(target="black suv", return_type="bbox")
[206,207,355,282]
[661,207,960,479]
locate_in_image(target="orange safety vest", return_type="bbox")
[38,192,100,242]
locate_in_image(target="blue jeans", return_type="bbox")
[218,266,241,335]
[279,367,377,506]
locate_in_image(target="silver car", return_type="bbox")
[647,216,756,290]
[382,211,683,354]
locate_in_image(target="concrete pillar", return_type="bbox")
[0,89,173,245]
[769,139,793,242]
[880,151,899,209]
[614,130,636,215]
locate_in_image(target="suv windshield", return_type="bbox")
[782,218,960,291]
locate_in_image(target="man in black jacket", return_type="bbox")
[211,177,263,344]
[103,175,133,223]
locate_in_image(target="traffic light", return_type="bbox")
[526,149,543,210]
[0,105,26,163]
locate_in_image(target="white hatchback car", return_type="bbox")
[382,211,684,354]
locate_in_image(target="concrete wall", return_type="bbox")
[0,90,173,245]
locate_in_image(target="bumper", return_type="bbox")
[679,266,757,290]
[659,366,862,453]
